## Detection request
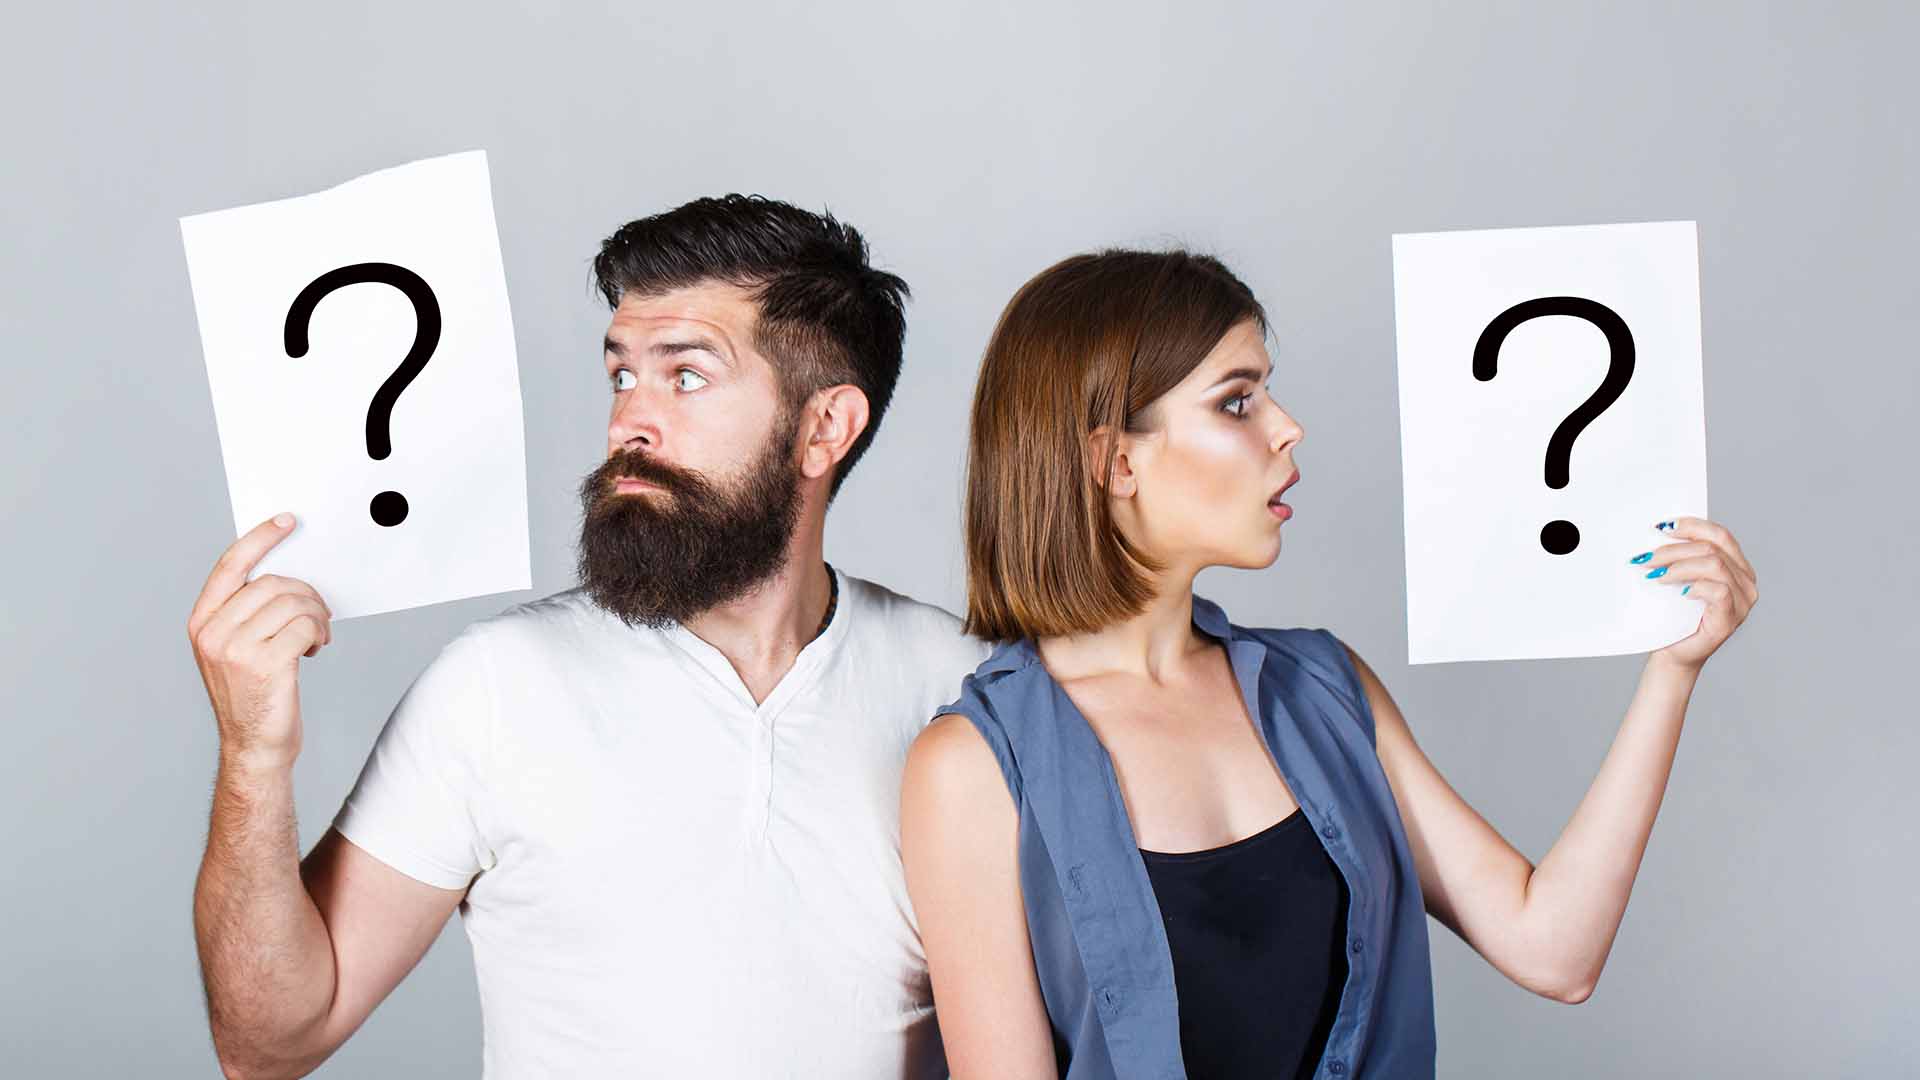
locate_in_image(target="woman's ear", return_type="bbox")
[1086,427,1139,499]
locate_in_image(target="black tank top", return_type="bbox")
[1139,806,1349,1080]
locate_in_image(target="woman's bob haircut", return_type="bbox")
[963,248,1268,642]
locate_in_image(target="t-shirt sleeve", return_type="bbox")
[330,628,497,890]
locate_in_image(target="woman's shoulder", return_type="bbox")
[922,641,1047,805]
[935,636,1046,725]
[908,710,1023,811]
[914,711,1000,770]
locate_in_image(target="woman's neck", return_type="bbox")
[1035,574,1212,686]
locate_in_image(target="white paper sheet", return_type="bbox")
[1390,221,1708,664]
[180,150,530,619]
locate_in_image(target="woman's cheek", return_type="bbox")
[1180,422,1265,498]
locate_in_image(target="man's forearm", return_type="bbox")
[193,755,337,1075]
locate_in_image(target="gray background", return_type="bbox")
[3,1,1913,1076]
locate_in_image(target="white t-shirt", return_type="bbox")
[331,568,992,1078]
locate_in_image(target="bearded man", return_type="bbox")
[188,195,989,1079]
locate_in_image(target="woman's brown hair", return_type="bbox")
[963,249,1268,642]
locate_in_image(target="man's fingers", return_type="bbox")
[263,614,328,669]
[193,575,333,653]
[239,594,333,658]
[189,514,296,635]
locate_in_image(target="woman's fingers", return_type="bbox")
[1661,515,1756,586]
[1646,552,1756,609]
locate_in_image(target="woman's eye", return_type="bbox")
[1223,392,1252,418]
[610,368,637,392]
[674,368,709,392]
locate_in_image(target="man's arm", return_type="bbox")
[187,515,468,1079]
[194,758,464,1079]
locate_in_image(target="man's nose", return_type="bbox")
[609,385,665,451]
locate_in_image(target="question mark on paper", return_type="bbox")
[284,263,442,527]
[1473,297,1634,555]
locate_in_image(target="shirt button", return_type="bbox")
[1321,822,1340,839]
[1328,1060,1347,1075]
[1350,937,1364,955]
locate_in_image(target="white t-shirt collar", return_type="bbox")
[659,563,850,719]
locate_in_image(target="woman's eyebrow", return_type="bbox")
[1206,364,1272,389]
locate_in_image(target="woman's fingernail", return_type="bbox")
[1629,552,1653,564]
[1645,566,1669,579]
[1655,520,1675,532]
[1682,585,1691,595]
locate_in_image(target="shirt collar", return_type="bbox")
[1189,593,1235,642]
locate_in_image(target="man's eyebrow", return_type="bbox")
[603,333,736,370]
[1207,364,1272,390]
[651,335,735,370]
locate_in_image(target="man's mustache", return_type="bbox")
[594,449,703,498]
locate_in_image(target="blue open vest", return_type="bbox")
[933,596,1438,1079]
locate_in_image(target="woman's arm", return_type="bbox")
[901,715,1059,1080]
[1348,516,1757,1003]
[1349,644,1695,1003]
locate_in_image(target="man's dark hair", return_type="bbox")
[592,194,910,499]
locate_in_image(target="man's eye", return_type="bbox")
[674,368,709,392]
[611,368,637,392]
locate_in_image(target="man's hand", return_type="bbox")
[188,513,333,771]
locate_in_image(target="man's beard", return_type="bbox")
[575,414,805,630]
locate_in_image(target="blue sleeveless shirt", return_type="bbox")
[933,596,1437,1080]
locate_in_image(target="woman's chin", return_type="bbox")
[1211,536,1282,572]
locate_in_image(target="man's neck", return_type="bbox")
[681,533,835,707]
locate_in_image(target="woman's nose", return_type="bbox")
[1269,412,1303,453]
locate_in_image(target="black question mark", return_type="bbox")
[283,263,442,527]
[1473,297,1634,556]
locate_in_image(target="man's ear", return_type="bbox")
[1086,426,1139,499]
[799,384,871,482]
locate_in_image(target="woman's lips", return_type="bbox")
[1268,471,1298,519]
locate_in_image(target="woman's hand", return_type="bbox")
[1640,515,1758,672]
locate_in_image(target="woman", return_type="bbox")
[900,249,1757,1080]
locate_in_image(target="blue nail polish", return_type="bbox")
[1629,552,1652,564]
[1645,566,1668,579]
[1656,520,1674,531]
[1682,585,1691,595]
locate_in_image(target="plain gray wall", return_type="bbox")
[3,1,1913,1075]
